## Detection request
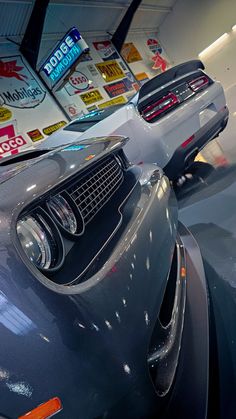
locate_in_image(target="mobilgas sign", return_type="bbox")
[40,27,89,89]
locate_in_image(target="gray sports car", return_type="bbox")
[0,136,208,418]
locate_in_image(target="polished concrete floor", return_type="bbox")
[175,86,236,419]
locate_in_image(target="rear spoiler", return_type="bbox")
[139,60,205,101]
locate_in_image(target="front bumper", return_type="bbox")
[0,167,208,419]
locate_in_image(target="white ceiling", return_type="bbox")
[0,0,176,43]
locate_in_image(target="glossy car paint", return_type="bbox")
[0,136,182,418]
[41,74,227,177]
[0,135,210,418]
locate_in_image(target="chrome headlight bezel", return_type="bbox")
[47,192,84,238]
[16,208,65,272]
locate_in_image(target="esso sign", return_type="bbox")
[69,71,89,91]
[0,135,27,155]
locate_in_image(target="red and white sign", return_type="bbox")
[65,70,95,96]
[0,56,46,109]
[147,38,162,55]
[0,135,27,156]
[0,53,67,156]
[151,53,167,72]
[93,41,119,61]
[0,122,29,157]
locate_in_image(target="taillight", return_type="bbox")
[189,75,209,92]
[142,93,179,122]
[181,135,194,148]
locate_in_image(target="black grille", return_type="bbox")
[68,156,124,225]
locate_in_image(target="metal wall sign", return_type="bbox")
[0,56,46,109]
[39,27,89,90]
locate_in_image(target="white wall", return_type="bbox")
[158,0,236,89]
[158,0,236,164]
[159,0,236,62]
[124,32,169,79]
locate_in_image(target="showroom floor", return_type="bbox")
[175,85,236,419]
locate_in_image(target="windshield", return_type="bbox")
[64,92,139,133]
[64,105,123,133]
[0,92,139,162]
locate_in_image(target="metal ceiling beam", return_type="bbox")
[50,0,172,13]
[1,0,171,13]
[0,0,33,4]
[20,0,49,69]
[112,0,142,52]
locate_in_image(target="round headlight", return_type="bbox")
[48,194,77,234]
[17,214,61,270]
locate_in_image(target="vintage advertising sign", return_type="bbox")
[0,56,46,109]
[0,53,68,153]
[118,60,127,71]
[151,53,167,72]
[96,60,125,82]
[98,96,127,109]
[87,105,98,112]
[147,38,162,54]
[79,52,93,62]
[80,89,103,105]
[0,107,12,122]
[63,103,84,119]
[93,41,119,61]
[125,71,136,82]
[0,122,30,156]
[135,72,149,86]
[65,70,95,95]
[43,121,67,136]
[146,38,168,72]
[0,135,27,156]
[87,64,99,77]
[121,43,142,63]
[104,78,134,98]
[27,129,44,142]
[40,27,89,89]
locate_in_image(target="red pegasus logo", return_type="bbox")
[152,53,167,72]
[0,60,28,82]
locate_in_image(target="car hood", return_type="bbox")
[0,135,127,216]
[0,135,126,184]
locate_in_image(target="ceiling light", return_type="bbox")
[198,33,229,58]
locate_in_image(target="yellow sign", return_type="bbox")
[135,72,149,81]
[121,43,142,63]
[96,60,125,82]
[98,96,127,109]
[43,121,67,136]
[80,90,103,105]
[0,107,12,123]
[27,129,44,142]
